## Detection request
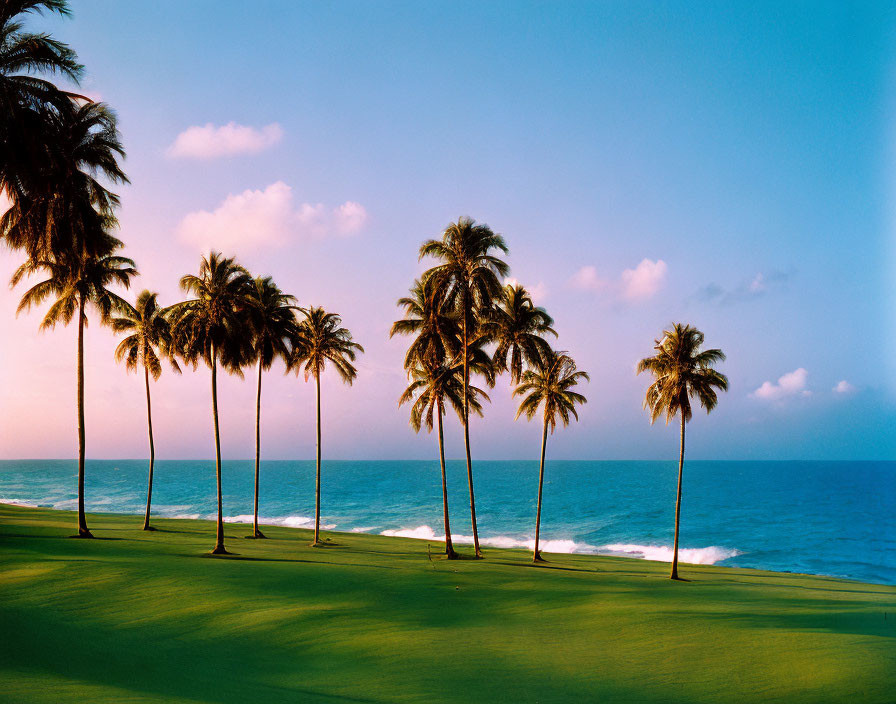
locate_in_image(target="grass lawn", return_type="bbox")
[0,503,893,703]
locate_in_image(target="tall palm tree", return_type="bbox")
[12,238,136,537]
[289,306,363,547]
[419,216,509,557]
[399,361,490,559]
[169,252,253,555]
[483,282,556,385]
[1,0,84,205]
[244,276,299,539]
[513,349,588,562]
[110,290,180,531]
[636,323,728,580]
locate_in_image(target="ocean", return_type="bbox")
[0,459,893,585]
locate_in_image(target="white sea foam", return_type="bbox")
[0,498,39,507]
[599,543,740,565]
[378,526,598,554]
[350,526,376,533]
[222,514,336,530]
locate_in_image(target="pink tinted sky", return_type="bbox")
[0,2,893,460]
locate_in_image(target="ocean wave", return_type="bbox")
[599,543,740,565]
[0,498,40,508]
[222,514,336,530]
[379,525,597,554]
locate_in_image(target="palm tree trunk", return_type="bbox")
[313,369,322,546]
[462,311,482,558]
[436,397,457,559]
[533,416,549,562]
[671,414,686,579]
[76,297,92,538]
[211,345,227,555]
[142,365,155,531]
[252,358,265,538]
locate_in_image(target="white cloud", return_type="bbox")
[571,258,667,301]
[167,122,283,159]
[833,380,856,394]
[177,181,367,253]
[751,368,811,400]
[621,258,667,300]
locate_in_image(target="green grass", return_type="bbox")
[0,504,894,703]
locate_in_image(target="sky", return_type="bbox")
[1,0,894,461]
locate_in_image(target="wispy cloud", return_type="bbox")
[177,181,367,254]
[750,368,811,400]
[697,269,793,305]
[167,122,283,159]
[570,258,667,302]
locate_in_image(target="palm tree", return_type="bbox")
[12,239,136,537]
[419,217,509,557]
[513,349,588,562]
[244,276,299,539]
[399,361,490,559]
[390,277,460,372]
[636,323,728,580]
[169,252,253,555]
[289,306,363,547]
[2,100,127,262]
[1,0,84,206]
[111,290,180,531]
[483,282,556,385]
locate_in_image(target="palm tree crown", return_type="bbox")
[111,290,180,379]
[290,306,364,383]
[483,283,556,384]
[0,1,82,117]
[400,361,489,433]
[514,348,589,432]
[636,323,728,424]
[245,276,299,370]
[390,276,460,372]
[1,0,83,204]
[3,100,127,261]
[12,238,136,326]
[419,216,509,330]
[170,251,254,374]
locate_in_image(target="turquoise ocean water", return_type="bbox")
[0,459,893,584]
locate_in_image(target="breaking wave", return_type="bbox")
[599,543,740,565]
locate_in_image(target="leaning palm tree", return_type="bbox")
[111,290,180,531]
[289,306,363,547]
[12,238,136,537]
[636,323,728,580]
[169,252,253,555]
[399,360,490,559]
[483,282,556,385]
[419,216,509,557]
[513,349,588,562]
[244,276,299,539]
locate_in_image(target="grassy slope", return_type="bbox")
[0,504,894,704]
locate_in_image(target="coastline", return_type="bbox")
[0,499,886,587]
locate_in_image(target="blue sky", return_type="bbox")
[0,1,894,460]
